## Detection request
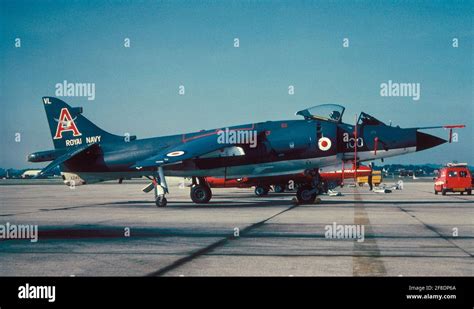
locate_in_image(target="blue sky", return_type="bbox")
[1,0,472,168]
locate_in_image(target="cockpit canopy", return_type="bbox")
[295,104,345,123]
[357,112,386,126]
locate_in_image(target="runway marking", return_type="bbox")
[352,188,387,276]
[0,249,469,260]
[418,190,474,202]
[146,203,300,277]
[205,253,470,259]
[401,187,473,258]
[396,206,473,258]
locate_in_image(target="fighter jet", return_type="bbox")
[29,97,457,207]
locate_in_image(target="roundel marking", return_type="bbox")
[318,137,332,151]
[166,151,185,157]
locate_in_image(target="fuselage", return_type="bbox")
[57,118,423,184]
[29,98,447,186]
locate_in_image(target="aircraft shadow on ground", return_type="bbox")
[3,224,472,242]
[104,199,295,209]
[103,198,472,209]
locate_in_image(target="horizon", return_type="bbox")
[3,163,474,173]
[1,0,473,169]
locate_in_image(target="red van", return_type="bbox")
[434,163,472,195]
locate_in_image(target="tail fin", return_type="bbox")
[42,97,124,149]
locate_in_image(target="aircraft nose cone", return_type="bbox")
[416,131,446,152]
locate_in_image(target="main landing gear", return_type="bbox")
[145,174,212,206]
[295,168,323,204]
[190,177,212,204]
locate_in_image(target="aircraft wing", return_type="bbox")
[36,143,100,177]
[132,133,232,169]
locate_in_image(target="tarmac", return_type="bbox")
[0,179,473,276]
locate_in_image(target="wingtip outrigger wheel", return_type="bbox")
[153,166,169,207]
[155,195,167,207]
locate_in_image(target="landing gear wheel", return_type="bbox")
[296,186,317,204]
[255,186,270,196]
[468,190,472,195]
[442,189,447,196]
[434,190,438,195]
[155,196,167,207]
[191,185,212,204]
[273,184,285,193]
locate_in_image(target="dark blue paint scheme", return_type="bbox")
[30,97,446,184]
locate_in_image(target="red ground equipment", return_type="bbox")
[206,165,372,196]
[434,163,472,195]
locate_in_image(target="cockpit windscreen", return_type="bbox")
[357,112,385,126]
[295,104,345,123]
